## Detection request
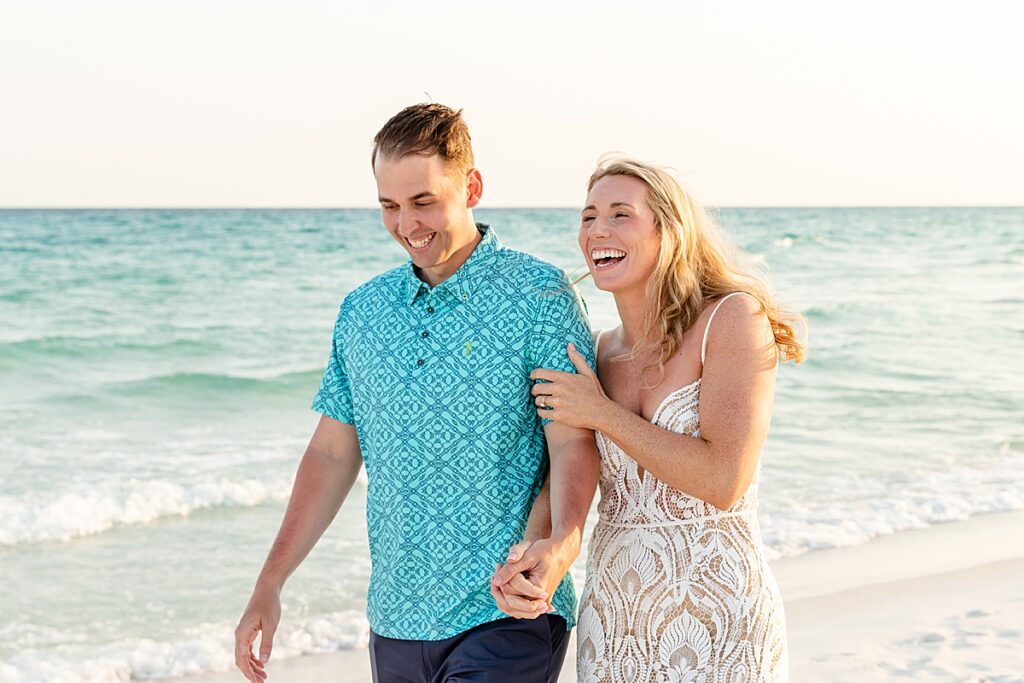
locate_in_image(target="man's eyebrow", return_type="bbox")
[377,191,437,204]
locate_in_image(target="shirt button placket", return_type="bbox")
[417,299,433,369]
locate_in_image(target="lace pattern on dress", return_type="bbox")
[577,312,788,682]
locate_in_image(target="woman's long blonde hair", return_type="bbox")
[587,157,806,377]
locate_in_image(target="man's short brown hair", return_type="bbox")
[371,103,474,175]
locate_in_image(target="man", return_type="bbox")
[234,103,599,682]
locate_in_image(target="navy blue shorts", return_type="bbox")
[368,615,570,683]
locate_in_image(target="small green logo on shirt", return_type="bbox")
[463,341,473,357]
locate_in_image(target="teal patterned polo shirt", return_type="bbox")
[312,224,595,640]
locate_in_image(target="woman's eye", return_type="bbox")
[615,212,628,218]
[582,216,595,223]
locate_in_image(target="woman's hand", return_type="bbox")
[531,342,611,430]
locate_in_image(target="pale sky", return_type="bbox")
[1,0,1021,207]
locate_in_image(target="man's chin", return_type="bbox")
[409,254,438,269]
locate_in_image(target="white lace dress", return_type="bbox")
[577,295,788,683]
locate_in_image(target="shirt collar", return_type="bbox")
[403,223,500,306]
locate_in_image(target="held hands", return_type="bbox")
[531,342,610,430]
[489,538,576,620]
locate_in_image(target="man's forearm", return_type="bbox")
[256,444,362,591]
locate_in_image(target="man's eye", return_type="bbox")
[415,202,433,208]
[582,216,595,223]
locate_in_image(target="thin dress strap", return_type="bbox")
[701,293,745,365]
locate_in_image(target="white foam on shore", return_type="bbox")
[761,451,1024,559]
[0,611,369,683]
[0,477,294,546]
[2,447,1020,562]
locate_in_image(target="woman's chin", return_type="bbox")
[594,271,650,296]
[592,274,625,293]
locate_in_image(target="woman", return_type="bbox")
[493,158,804,681]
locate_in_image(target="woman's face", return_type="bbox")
[578,174,662,295]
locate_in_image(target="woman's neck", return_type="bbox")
[612,286,649,349]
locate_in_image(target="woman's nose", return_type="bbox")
[588,217,611,239]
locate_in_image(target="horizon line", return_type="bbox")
[2,204,1023,211]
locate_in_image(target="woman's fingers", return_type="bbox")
[491,565,543,619]
[504,572,548,600]
[566,342,594,376]
[500,588,547,616]
[530,368,568,383]
[491,559,555,620]
[531,382,564,397]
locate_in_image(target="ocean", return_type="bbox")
[1,207,1022,682]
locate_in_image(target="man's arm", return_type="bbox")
[498,327,601,575]
[491,422,598,616]
[234,415,362,682]
[491,270,598,616]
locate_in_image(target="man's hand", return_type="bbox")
[490,537,579,619]
[232,416,362,681]
[489,540,548,619]
[234,583,281,682]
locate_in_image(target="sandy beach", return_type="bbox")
[178,511,1024,683]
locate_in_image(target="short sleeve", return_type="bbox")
[311,302,355,425]
[528,272,596,426]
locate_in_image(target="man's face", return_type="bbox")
[374,153,482,286]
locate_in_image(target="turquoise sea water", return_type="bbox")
[1,208,1023,681]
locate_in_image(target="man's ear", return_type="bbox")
[466,168,484,209]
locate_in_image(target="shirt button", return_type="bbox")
[426,306,434,314]
[421,330,429,338]
[416,359,425,367]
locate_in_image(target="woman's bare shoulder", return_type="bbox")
[593,325,625,362]
[703,293,774,362]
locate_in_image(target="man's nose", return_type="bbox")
[397,210,419,236]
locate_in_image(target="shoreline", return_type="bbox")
[177,510,1024,683]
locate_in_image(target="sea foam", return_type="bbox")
[0,477,293,546]
[0,611,369,683]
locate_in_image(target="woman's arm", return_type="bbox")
[534,296,776,510]
[514,326,602,549]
